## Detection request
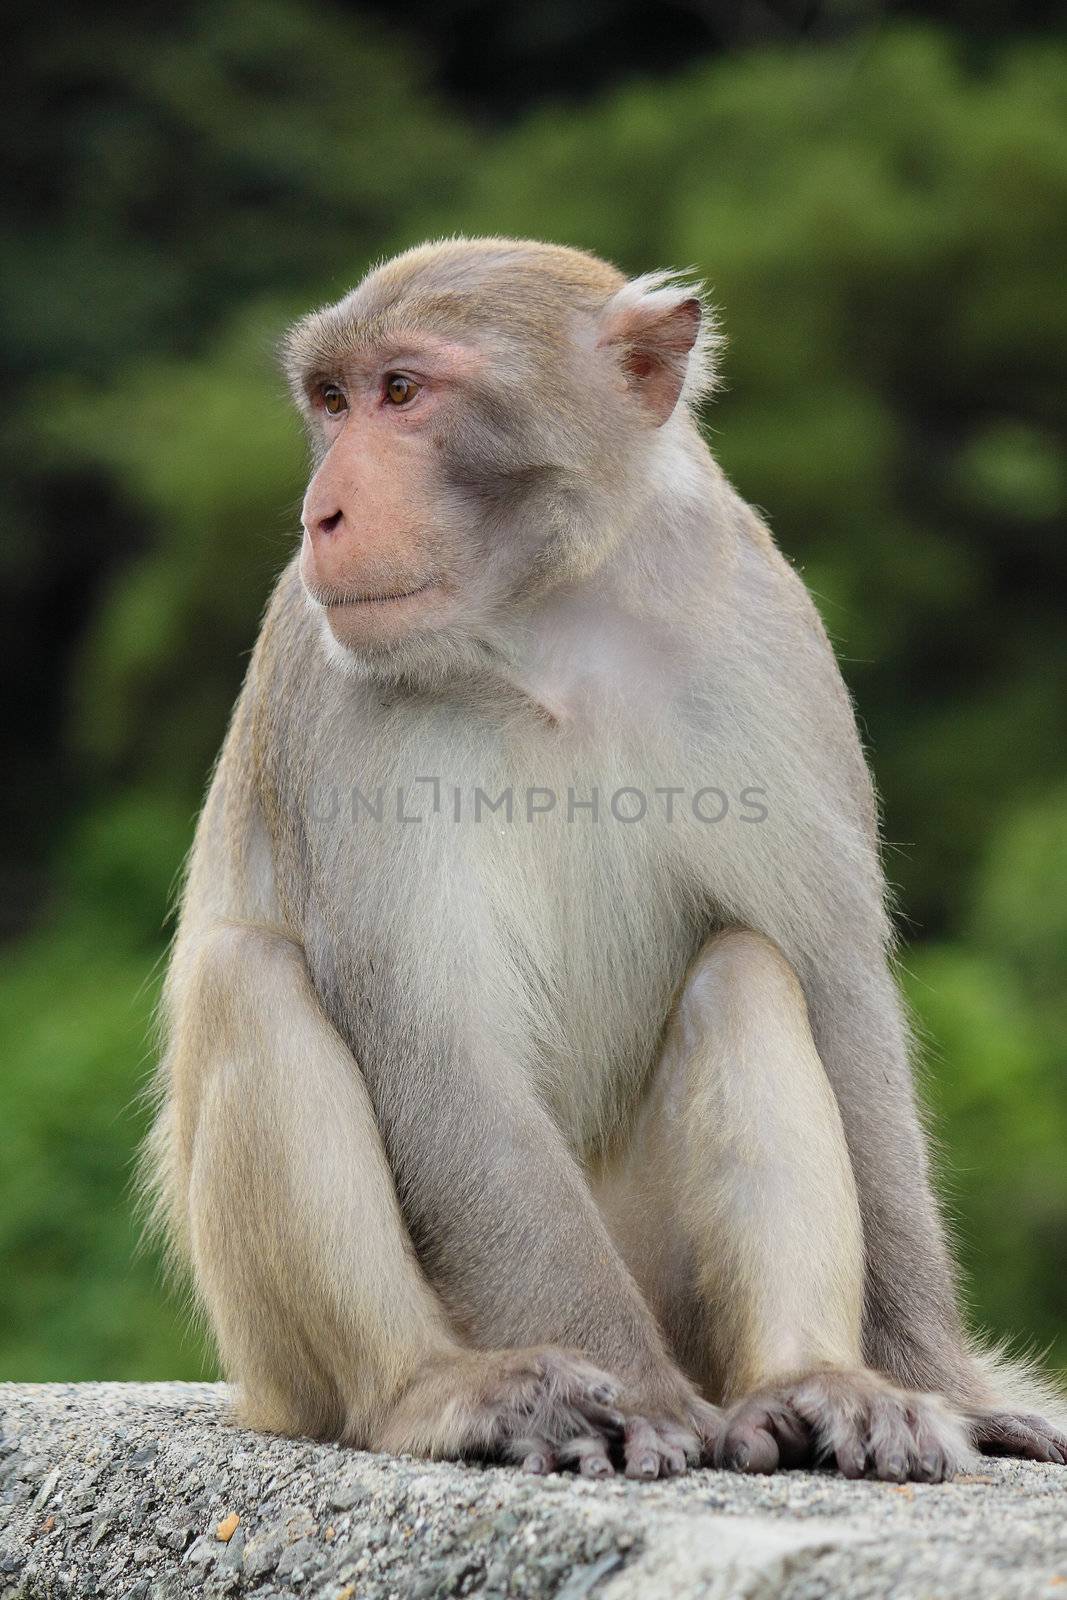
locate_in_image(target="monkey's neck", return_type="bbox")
[498,432,728,728]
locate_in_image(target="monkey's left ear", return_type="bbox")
[597,274,718,426]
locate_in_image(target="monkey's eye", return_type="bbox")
[321,385,348,416]
[384,373,421,407]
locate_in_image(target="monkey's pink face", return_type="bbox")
[298,336,485,654]
[290,255,706,665]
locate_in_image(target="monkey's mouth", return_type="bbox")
[312,579,439,609]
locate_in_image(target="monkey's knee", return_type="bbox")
[680,929,809,1034]
[184,919,306,1022]
[669,927,855,1202]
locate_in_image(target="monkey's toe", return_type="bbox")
[558,1435,615,1477]
[972,1410,1067,1464]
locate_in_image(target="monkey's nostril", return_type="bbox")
[317,509,343,537]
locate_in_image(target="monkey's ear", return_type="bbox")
[597,274,718,426]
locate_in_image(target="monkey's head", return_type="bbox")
[282,238,716,675]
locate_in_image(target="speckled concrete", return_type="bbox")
[1,1383,1065,1599]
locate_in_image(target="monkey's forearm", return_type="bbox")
[375,1062,689,1408]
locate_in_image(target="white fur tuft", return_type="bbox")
[601,269,723,408]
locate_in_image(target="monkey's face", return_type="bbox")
[284,240,709,669]
[294,333,482,658]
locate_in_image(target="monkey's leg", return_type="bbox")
[153,921,628,1467]
[604,930,977,1481]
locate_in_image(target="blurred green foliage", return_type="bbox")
[2,4,1065,1382]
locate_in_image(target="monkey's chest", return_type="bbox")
[303,719,702,1147]
[326,787,700,1139]
[485,815,701,1142]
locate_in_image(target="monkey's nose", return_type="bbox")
[305,506,344,540]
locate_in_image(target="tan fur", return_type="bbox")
[592,931,865,1400]
[143,237,1066,1479]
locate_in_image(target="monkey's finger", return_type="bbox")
[560,1435,615,1478]
[660,1419,701,1468]
[834,1437,869,1479]
[653,1425,692,1477]
[868,1415,911,1483]
[910,1413,949,1482]
[623,1419,663,1480]
[911,1441,947,1483]
[579,1448,614,1479]
[1032,1420,1067,1464]
[554,1357,619,1405]
[507,1433,553,1472]
[1036,1418,1067,1457]
[622,1419,697,1476]
[689,1398,726,1464]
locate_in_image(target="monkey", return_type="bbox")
[143,237,1067,1483]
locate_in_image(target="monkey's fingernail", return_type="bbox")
[523,1454,547,1474]
[919,1453,939,1477]
[885,1456,906,1481]
[732,1443,750,1470]
[591,1383,616,1404]
[639,1454,657,1475]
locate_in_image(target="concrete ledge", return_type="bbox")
[1,1383,1065,1599]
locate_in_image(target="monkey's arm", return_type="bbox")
[147,919,630,1467]
[354,1012,719,1473]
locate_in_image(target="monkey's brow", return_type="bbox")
[294,332,485,397]
[286,289,507,381]
[286,314,385,379]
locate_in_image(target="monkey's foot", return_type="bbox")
[971,1409,1067,1464]
[717,1368,977,1482]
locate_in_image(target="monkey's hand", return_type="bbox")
[969,1408,1067,1465]
[716,1368,977,1482]
[616,1391,724,1481]
[377,1347,633,1475]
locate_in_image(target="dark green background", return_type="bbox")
[2,0,1065,1383]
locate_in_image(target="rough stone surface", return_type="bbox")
[1,1383,1065,1599]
